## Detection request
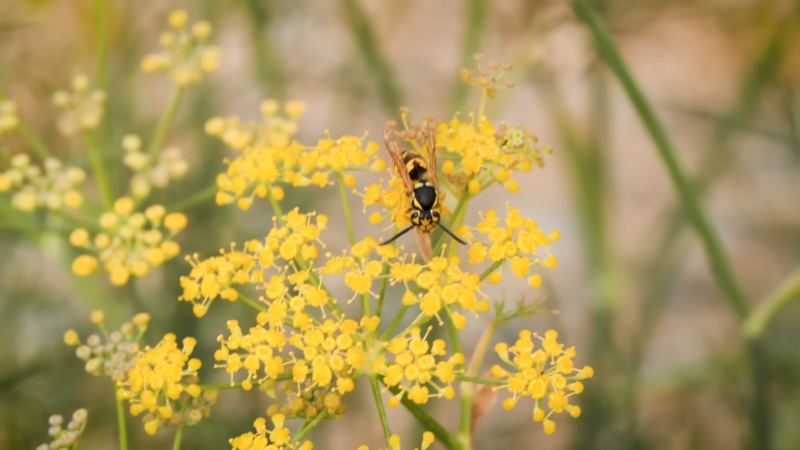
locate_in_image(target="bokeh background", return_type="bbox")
[1,0,799,449]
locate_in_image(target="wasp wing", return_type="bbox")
[422,123,439,192]
[383,125,416,195]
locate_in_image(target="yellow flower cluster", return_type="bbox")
[70,198,187,286]
[357,432,435,450]
[206,100,385,210]
[117,333,216,435]
[52,74,105,136]
[180,209,327,317]
[0,154,85,211]
[122,134,188,198]
[35,409,88,450]
[140,9,219,86]
[435,117,550,195]
[360,174,414,228]
[65,310,151,381]
[373,327,461,407]
[493,330,594,435]
[462,206,561,288]
[458,55,515,99]
[215,315,378,401]
[0,99,18,136]
[230,413,313,450]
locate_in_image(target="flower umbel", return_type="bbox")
[493,330,593,434]
[0,154,85,211]
[140,9,219,85]
[229,413,313,450]
[35,409,88,450]
[70,199,186,285]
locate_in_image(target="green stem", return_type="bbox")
[336,172,357,246]
[379,305,408,341]
[115,386,128,450]
[146,86,185,158]
[168,184,218,212]
[450,0,488,112]
[369,375,392,442]
[744,268,800,338]
[17,121,51,160]
[172,422,186,450]
[94,0,108,89]
[236,291,268,313]
[442,305,468,449]
[290,409,328,444]
[342,0,403,113]
[457,320,497,448]
[85,132,114,210]
[572,0,750,320]
[456,375,505,386]
[478,260,502,282]
[375,261,391,317]
[384,383,462,450]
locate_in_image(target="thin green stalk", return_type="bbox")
[169,184,218,212]
[291,409,328,444]
[384,382,462,450]
[572,0,750,319]
[236,291,268,313]
[146,86,185,158]
[379,305,409,341]
[478,261,502,282]
[375,261,391,317]
[441,306,468,447]
[572,2,771,448]
[336,172,357,246]
[245,0,286,97]
[455,375,505,386]
[172,422,186,450]
[17,121,51,160]
[369,375,392,442]
[94,0,108,89]
[450,0,488,112]
[744,268,800,338]
[458,319,496,448]
[85,132,114,210]
[342,0,403,113]
[115,386,128,450]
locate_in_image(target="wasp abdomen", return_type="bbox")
[402,152,428,182]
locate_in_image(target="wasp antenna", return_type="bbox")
[379,225,415,246]
[438,224,467,245]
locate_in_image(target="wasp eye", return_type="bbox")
[411,212,419,219]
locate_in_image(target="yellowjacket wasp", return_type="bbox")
[380,123,466,246]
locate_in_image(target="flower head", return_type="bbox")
[118,333,216,434]
[0,154,85,211]
[208,101,383,210]
[141,10,219,86]
[374,327,462,407]
[122,134,188,198]
[0,99,19,136]
[70,198,185,285]
[52,74,105,136]
[229,414,313,450]
[35,409,88,450]
[493,329,593,434]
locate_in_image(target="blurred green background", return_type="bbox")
[1,0,799,449]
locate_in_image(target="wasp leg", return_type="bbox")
[438,224,466,245]
[380,225,415,246]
